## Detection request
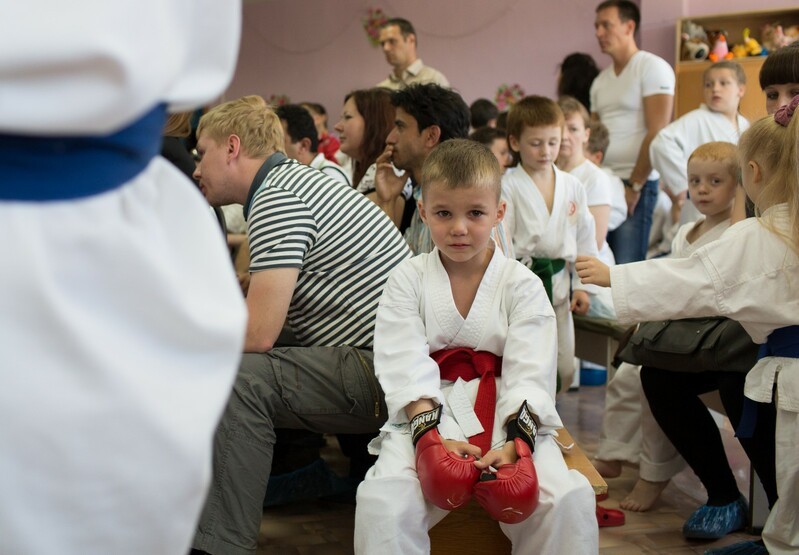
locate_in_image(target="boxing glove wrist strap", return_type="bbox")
[506,401,538,453]
[411,404,442,446]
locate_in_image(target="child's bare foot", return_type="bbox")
[620,478,669,512]
[593,458,622,478]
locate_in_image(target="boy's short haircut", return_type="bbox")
[557,95,590,126]
[687,141,738,179]
[391,84,470,143]
[470,98,500,129]
[198,95,284,158]
[469,126,506,147]
[596,1,640,33]
[275,104,319,153]
[507,95,564,142]
[759,42,799,89]
[586,121,610,158]
[704,61,746,86]
[421,139,501,202]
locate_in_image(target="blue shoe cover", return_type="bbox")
[683,495,748,539]
[704,540,767,554]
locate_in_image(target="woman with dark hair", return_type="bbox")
[558,52,600,112]
[335,88,394,189]
[334,88,406,224]
[759,41,799,115]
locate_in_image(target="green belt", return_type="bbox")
[518,257,566,304]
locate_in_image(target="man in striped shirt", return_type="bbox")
[190,95,411,555]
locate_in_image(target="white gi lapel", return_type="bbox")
[428,248,465,344]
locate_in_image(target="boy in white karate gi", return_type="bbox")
[650,61,749,225]
[354,139,597,554]
[502,96,600,390]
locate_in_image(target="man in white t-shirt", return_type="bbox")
[376,18,450,90]
[590,0,674,263]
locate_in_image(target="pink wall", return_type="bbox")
[227,0,797,128]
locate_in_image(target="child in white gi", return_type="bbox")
[557,96,617,320]
[585,120,628,240]
[502,95,599,390]
[650,61,749,225]
[354,139,597,554]
[594,142,758,514]
[577,98,799,555]
[0,3,247,554]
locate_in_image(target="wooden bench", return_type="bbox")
[428,428,609,554]
[573,314,629,380]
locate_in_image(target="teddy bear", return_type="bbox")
[681,20,709,61]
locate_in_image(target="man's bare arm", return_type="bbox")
[629,93,673,185]
[243,267,300,352]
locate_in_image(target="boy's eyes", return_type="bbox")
[433,210,486,217]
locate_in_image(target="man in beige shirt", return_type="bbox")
[376,18,450,90]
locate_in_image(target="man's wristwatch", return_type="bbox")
[626,180,644,193]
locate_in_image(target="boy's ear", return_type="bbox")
[737,84,746,99]
[495,199,506,223]
[299,137,312,154]
[508,134,519,153]
[417,198,428,224]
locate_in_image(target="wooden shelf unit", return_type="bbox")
[675,7,799,122]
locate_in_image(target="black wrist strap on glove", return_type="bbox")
[506,401,538,453]
[410,404,442,446]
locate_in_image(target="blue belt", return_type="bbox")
[0,104,166,201]
[737,325,799,438]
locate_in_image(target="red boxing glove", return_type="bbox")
[412,406,480,510]
[473,438,540,524]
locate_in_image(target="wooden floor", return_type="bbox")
[256,383,762,554]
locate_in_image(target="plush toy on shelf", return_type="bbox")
[681,20,709,61]
[761,23,799,52]
[707,30,734,62]
[732,27,765,58]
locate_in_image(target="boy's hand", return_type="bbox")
[570,289,590,315]
[473,439,540,523]
[442,438,483,460]
[474,440,518,471]
[575,255,611,287]
[374,145,408,203]
[411,406,481,510]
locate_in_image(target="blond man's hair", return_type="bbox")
[421,139,502,202]
[687,141,739,180]
[197,95,284,158]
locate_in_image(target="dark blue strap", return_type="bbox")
[736,325,799,438]
[0,104,166,202]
